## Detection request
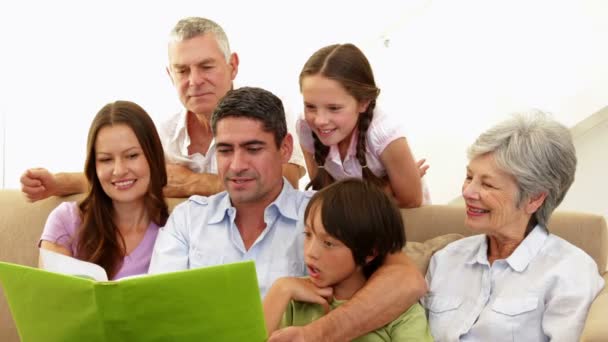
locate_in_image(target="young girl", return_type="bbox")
[263,178,433,341]
[296,43,430,208]
[38,101,169,280]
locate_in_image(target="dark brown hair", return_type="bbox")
[300,43,384,190]
[304,178,405,278]
[77,100,168,279]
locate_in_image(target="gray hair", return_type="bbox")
[169,17,231,62]
[467,110,576,228]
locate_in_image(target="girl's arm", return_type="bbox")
[380,137,423,208]
[263,277,332,334]
[301,148,318,183]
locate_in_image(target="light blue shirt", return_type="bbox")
[149,181,313,297]
[422,225,604,342]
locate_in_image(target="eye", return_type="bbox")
[304,104,316,111]
[216,147,232,154]
[323,240,335,248]
[303,231,312,239]
[127,153,139,160]
[482,183,496,189]
[97,158,112,164]
[247,147,262,153]
[328,105,341,111]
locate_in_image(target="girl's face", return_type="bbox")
[95,124,151,205]
[303,205,367,299]
[301,75,369,156]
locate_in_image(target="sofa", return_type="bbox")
[0,189,606,341]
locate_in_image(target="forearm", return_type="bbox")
[54,172,88,196]
[164,171,224,198]
[263,281,293,334]
[304,253,426,341]
[283,163,304,189]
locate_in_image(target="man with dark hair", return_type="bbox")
[150,87,427,342]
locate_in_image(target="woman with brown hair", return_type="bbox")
[38,100,168,280]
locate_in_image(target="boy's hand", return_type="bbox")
[277,277,333,313]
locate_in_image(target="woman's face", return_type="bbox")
[462,153,532,236]
[94,124,151,205]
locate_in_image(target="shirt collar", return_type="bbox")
[206,179,299,224]
[465,225,549,272]
[505,225,548,272]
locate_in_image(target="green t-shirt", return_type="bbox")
[281,298,433,341]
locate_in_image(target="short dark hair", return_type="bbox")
[211,87,287,148]
[304,178,405,278]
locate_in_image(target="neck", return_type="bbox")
[333,269,367,301]
[487,234,524,263]
[233,182,284,250]
[113,200,149,234]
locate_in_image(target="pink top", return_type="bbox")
[297,109,431,204]
[39,202,160,280]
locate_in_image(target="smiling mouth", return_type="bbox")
[467,206,490,214]
[113,179,136,189]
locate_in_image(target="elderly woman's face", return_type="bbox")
[462,153,532,236]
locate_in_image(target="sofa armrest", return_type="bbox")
[580,273,608,342]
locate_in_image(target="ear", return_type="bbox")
[229,52,239,80]
[166,66,175,85]
[357,99,372,113]
[280,133,294,164]
[524,192,547,214]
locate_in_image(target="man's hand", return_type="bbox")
[164,164,222,197]
[20,168,59,202]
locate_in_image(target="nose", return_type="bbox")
[304,237,321,260]
[229,149,249,174]
[462,180,480,200]
[189,67,205,86]
[313,111,329,127]
[113,158,127,177]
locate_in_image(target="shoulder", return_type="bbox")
[47,201,81,223]
[432,234,483,259]
[542,233,601,274]
[295,118,314,151]
[367,107,407,153]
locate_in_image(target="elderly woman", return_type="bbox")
[423,112,604,341]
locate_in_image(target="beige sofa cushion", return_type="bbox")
[404,234,464,274]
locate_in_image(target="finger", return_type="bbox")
[20,174,42,187]
[21,185,45,195]
[416,158,426,167]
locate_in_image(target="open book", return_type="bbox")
[0,258,267,341]
[39,248,112,281]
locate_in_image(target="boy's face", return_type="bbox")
[303,205,366,299]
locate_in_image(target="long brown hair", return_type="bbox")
[77,100,168,278]
[300,43,385,190]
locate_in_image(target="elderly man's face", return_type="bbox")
[461,153,532,237]
[167,34,238,118]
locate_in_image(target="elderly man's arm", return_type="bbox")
[163,164,224,197]
[269,251,427,342]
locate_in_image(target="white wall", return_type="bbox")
[559,107,608,217]
[1,0,607,213]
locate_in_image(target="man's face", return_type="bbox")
[167,34,238,118]
[215,117,292,207]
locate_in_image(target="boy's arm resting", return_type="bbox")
[269,252,427,342]
[21,169,88,202]
[264,277,333,335]
[163,164,224,197]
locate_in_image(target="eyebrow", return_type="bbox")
[215,140,266,149]
[171,57,216,69]
[96,146,141,155]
